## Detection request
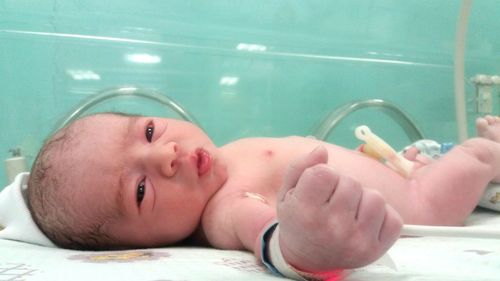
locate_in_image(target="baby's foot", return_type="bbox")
[477,116,500,183]
[476,115,500,143]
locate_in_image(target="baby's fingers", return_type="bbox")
[356,189,387,238]
[327,175,363,221]
[377,205,403,245]
[293,164,341,205]
[278,146,328,202]
[356,190,402,246]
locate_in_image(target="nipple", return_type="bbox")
[355,125,414,178]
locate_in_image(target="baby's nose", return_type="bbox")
[161,142,179,177]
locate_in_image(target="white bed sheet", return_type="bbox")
[1,208,499,281]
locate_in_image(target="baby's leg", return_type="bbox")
[410,117,500,225]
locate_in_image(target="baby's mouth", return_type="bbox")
[196,148,212,177]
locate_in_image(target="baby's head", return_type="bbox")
[28,113,228,250]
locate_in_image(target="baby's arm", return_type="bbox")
[230,146,403,279]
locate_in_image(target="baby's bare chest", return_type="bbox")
[200,137,364,247]
[217,137,324,204]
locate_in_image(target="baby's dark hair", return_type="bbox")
[27,114,124,250]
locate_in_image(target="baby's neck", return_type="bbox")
[183,222,211,246]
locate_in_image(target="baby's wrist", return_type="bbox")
[260,222,346,281]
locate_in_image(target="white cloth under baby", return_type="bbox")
[0,172,54,246]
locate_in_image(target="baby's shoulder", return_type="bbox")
[202,182,279,249]
[201,187,267,248]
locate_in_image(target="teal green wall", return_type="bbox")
[1,1,499,187]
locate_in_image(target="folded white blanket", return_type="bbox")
[0,172,54,247]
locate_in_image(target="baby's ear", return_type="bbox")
[278,146,328,202]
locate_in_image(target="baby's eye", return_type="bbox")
[145,122,154,142]
[137,180,146,206]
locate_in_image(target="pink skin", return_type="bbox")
[65,114,500,273]
[69,114,403,271]
[277,146,402,270]
[403,146,433,167]
[476,115,500,183]
[477,115,500,143]
[69,115,228,247]
[271,117,500,270]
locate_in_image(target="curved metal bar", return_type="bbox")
[53,87,200,132]
[312,99,424,141]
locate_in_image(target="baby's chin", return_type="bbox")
[202,151,228,191]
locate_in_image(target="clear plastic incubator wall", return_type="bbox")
[1,1,500,280]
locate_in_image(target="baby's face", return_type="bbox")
[68,114,228,247]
